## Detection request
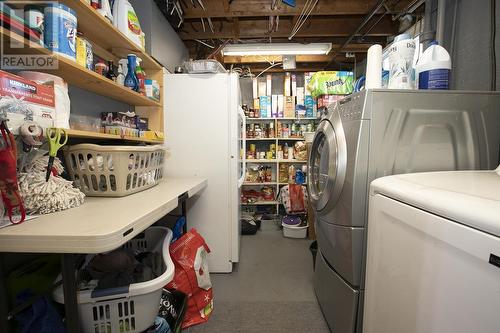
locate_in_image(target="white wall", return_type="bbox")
[131,0,189,72]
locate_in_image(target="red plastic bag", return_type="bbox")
[166,228,213,329]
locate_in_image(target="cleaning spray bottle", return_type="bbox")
[116,63,125,85]
[124,54,139,92]
[135,57,146,95]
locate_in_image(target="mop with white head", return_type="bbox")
[18,155,85,215]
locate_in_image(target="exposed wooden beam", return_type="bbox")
[183,0,385,19]
[233,17,240,40]
[179,15,397,40]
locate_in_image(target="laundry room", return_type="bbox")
[0,0,498,333]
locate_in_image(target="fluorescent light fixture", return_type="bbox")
[222,43,332,56]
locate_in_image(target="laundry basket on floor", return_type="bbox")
[53,227,175,333]
[63,144,165,197]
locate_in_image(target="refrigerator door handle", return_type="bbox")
[237,106,246,188]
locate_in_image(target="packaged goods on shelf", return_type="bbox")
[253,98,260,111]
[266,74,272,95]
[145,79,160,101]
[304,95,316,118]
[284,72,291,96]
[0,70,55,133]
[252,78,258,98]
[307,71,354,97]
[304,72,314,95]
[284,96,295,118]
[317,94,345,110]
[271,95,278,117]
[259,96,270,117]
[277,95,284,118]
[258,81,267,97]
[291,74,297,96]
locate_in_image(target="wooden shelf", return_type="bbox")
[32,0,161,70]
[0,27,161,107]
[278,137,305,140]
[243,138,276,141]
[246,159,276,163]
[243,182,277,185]
[277,160,307,163]
[279,183,308,186]
[67,129,164,144]
[241,201,278,206]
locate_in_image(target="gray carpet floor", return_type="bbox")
[186,227,330,333]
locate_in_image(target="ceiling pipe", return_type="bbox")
[325,0,386,68]
[435,0,446,45]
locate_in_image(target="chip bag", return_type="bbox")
[166,228,213,329]
[307,71,354,97]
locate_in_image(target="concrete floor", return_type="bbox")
[186,227,330,333]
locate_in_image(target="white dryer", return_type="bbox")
[364,169,500,333]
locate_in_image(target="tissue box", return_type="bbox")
[0,70,55,133]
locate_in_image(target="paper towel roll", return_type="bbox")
[365,44,382,89]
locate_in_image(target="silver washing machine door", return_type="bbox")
[307,108,347,212]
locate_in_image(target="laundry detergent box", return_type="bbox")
[307,71,354,98]
[0,70,55,133]
[284,96,295,118]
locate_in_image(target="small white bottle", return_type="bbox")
[116,63,125,86]
[416,41,451,90]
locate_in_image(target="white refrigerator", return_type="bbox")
[163,72,245,273]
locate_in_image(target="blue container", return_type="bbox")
[44,4,77,60]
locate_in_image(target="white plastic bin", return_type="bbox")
[282,223,308,238]
[53,227,175,333]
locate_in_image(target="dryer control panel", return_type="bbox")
[338,93,363,121]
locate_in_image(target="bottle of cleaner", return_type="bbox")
[416,41,451,90]
[386,33,416,89]
[124,54,139,92]
[112,0,143,49]
[116,63,125,85]
[118,58,128,77]
[97,0,113,23]
[135,57,146,95]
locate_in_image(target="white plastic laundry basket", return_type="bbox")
[282,223,308,238]
[53,227,175,333]
[63,144,165,197]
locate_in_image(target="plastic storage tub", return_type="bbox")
[282,223,308,238]
[63,144,165,197]
[53,227,175,333]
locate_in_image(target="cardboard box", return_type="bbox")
[277,95,284,118]
[291,74,297,96]
[0,70,55,133]
[304,72,314,95]
[145,79,160,102]
[296,87,305,106]
[253,98,260,110]
[266,74,272,96]
[284,72,291,96]
[259,96,269,117]
[271,94,278,118]
[284,96,295,118]
[258,81,267,97]
[266,96,272,119]
[305,95,315,117]
[252,78,258,99]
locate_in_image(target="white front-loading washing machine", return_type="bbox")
[364,169,500,333]
[307,89,500,333]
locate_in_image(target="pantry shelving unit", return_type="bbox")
[241,116,317,214]
[0,0,165,144]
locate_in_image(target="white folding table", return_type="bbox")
[0,177,207,333]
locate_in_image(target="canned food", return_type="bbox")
[76,33,87,67]
[85,38,93,70]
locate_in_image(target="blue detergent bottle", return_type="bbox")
[124,54,139,92]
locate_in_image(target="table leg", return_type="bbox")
[61,254,80,333]
[0,254,11,333]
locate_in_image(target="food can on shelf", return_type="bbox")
[76,33,87,67]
